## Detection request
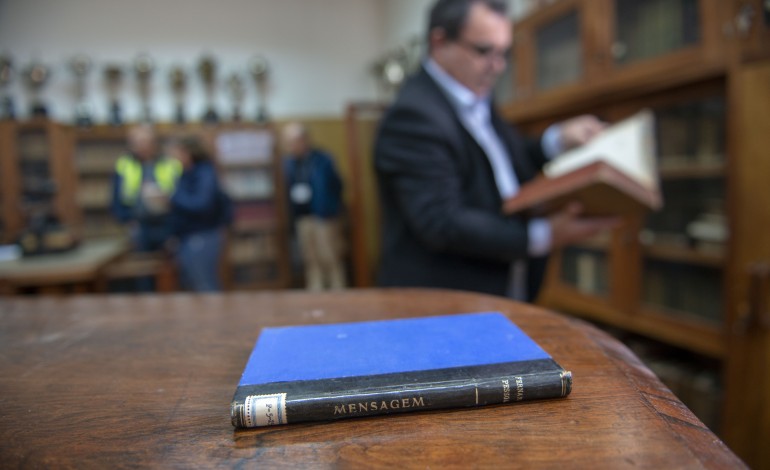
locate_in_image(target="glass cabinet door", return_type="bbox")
[17,128,54,218]
[560,244,611,297]
[640,95,727,324]
[535,10,582,90]
[613,0,701,65]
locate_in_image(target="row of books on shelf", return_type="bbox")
[77,180,112,208]
[231,262,280,285]
[229,234,277,264]
[656,109,723,169]
[561,241,723,323]
[642,261,723,323]
[16,134,50,160]
[76,145,123,173]
[81,218,125,239]
[222,170,274,201]
[561,248,609,296]
[233,202,277,229]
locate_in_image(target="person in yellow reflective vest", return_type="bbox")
[110,124,182,259]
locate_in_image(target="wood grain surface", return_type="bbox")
[0,289,745,468]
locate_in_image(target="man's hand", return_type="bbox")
[559,115,606,151]
[548,202,620,250]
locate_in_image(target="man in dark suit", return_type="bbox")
[374,0,616,300]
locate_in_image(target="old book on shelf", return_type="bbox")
[503,110,662,217]
[231,312,571,428]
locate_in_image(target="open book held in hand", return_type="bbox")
[503,110,663,217]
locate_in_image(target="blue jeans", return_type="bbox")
[129,221,171,292]
[177,228,224,292]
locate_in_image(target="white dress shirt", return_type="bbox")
[424,59,561,299]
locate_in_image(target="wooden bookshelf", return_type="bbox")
[212,123,290,290]
[0,119,80,243]
[503,0,770,467]
[70,125,128,240]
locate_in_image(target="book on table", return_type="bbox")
[231,311,571,427]
[503,109,663,217]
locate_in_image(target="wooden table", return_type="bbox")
[0,237,129,295]
[0,289,745,468]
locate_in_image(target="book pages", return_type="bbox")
[544,109,658,191]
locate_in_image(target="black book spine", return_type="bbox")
[231,369,571,428]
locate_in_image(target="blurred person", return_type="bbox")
[282,122,347,291]
[374,0,616,301]
[167,135,232,292]
[111,124,182,290]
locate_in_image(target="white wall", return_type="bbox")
[0,0,384,122]
[379,0,435,54]
[0,0,543,123]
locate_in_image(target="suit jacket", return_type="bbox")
[374,66,549,299]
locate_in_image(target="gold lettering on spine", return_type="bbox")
[332,397,427,415]
[502,379,510,403]
[514,376,524,401]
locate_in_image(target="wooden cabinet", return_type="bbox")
[0,119,79,245]
[212,124,291,290]
[501,1,770,468]
[72,125,129,239]
[1,121,292,292]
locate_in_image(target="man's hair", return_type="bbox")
[427,0,508,44]
[173,135,211,164]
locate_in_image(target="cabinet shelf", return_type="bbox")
[231,195,273,204]
[77,167,116,176]
[642,242,725,268]
[220,161,273,171]
[232,219,277,233]
[659,161,726,179]
[544,284,725,358]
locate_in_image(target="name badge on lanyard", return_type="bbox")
[290,183,313,204]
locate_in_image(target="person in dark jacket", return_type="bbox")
[282,122,346,290]
[374,0,617,300]
[168,135,232,292]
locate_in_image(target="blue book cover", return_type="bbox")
[231,312,571,427]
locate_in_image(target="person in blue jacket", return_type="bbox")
[282,122,347,290]
[167,135,232,292]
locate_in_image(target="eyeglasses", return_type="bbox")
[455,39,511,62]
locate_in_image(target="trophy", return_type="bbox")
[134,54,155,123]
[69,54,93,127]
[226,73,245,122]
[169,66,187,124]
[23,61,51,118]
[0,54,15,120]
[249,55,270,123]
[104,64,123,126]
[197,55,219,123]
